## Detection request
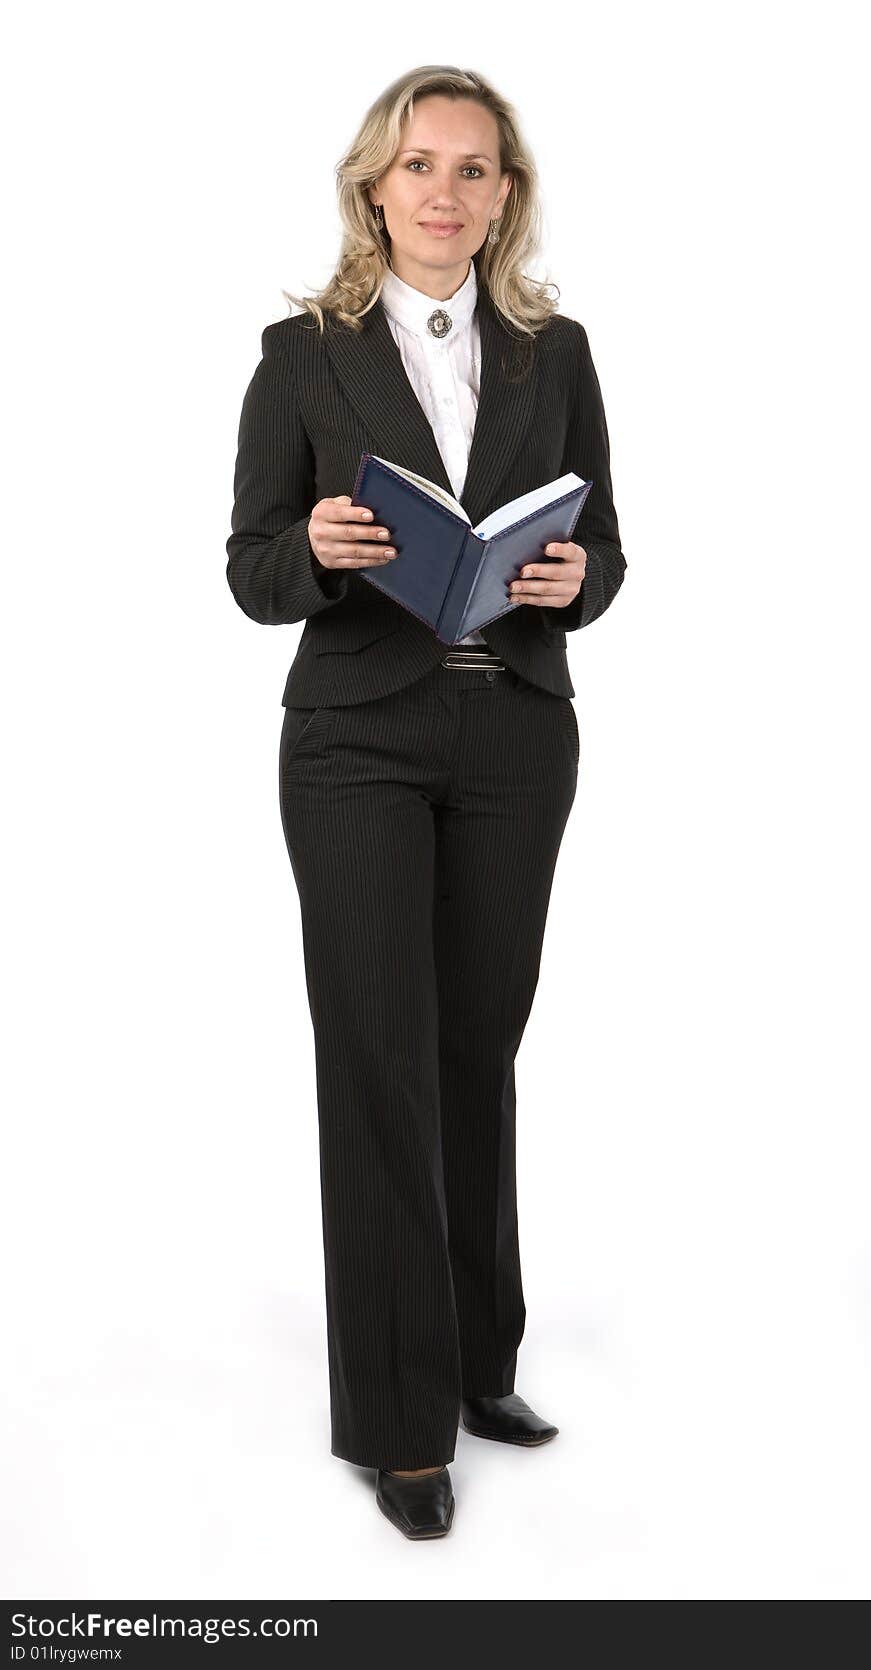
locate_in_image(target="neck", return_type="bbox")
[387,253,472,300]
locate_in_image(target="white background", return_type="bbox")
[2,0,869,1602]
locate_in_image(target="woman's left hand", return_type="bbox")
[509,541,587,608]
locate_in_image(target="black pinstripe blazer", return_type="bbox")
[226,277,627,705]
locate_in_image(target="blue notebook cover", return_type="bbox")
[350,453,593,645]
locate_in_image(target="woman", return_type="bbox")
[226,65,627,1540]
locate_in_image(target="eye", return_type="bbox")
[405,160,485,179]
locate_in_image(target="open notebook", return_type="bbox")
[350,453,592,644]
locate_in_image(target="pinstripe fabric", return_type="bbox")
[226,273,627,705]
[279,660,579,1469]
[227,273,624,1469]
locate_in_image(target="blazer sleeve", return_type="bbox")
[226,323,349,624]
[544,319,627,633]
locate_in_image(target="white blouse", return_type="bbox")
[379,260,487,645]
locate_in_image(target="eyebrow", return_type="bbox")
[398,148,493,162]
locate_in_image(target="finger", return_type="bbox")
[510,584,578,599]
[317,538,397,566]
[520,559,584,579]
[330,497,384,529]
[331,495,397,543]
[328,519,395,543]
[318,513,395,545]
[509,591,574,607]
[510,575,580,596]
[511,561,579,591]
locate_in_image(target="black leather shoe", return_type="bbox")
[375,1466,455,1539]
[460,1392,559,1446]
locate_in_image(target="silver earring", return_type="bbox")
[373,204,384,230]
[488,217,500,245]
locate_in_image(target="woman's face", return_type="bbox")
[369,95,513,293]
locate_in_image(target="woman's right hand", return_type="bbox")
[308,495,398,570]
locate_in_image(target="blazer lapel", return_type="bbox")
[460,285,539,529]
[321,280,540,532]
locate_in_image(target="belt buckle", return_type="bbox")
[441,651,506,671]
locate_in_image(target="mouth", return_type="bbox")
[419,222,463,237]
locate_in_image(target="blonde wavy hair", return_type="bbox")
[282,64,560,339]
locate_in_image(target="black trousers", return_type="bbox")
[278,658,579,1470]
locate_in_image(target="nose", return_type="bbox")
[424,176,460,206]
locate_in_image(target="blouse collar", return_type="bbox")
[379,258,478,343]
